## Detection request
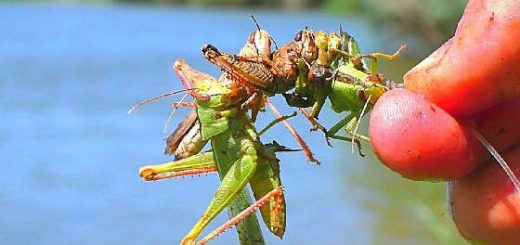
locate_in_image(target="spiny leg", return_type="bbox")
[240,90,264,122]
[363,44,407,76]
[258,111,297,136]
[332,44,406,75]
[240,91,259,110]
[327,113,355,142]
[197,187,284,245]
[265,98,320,164]
[365,44,407,61]
[162,100,197,137]
[181,144,259,245]
[248,152,286,238]
[342,116,370,144]
[139,151,264,244]
[299,108,331,147]
[325,113,364,156]
[350,94,372,154]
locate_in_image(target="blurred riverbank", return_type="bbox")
[1,3,467,244]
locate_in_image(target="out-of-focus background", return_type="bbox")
[1,1,469,244]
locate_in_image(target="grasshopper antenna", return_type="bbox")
[250,15,262,32]
[250,15,279,50]
[469,127,520,193]
[351,94,371,154]
[258,111,297,136]
[266,98,320,164]
[163,92,191,133]
[128,88,194,114]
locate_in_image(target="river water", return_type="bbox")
[1,4,420,245]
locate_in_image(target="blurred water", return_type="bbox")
[0,4,412,245]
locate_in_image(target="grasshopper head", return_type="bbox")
[201,44,222,61]
[174,59,218,89]
[244,29,271,56]
[328,33,341,54]
[314,31,329,50]
[294,27,317,64]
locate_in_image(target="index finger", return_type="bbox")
[404,0,520,117]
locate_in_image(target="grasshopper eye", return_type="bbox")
[194,93,210,103]
[202,44,219,54]
[294,30,303,42]
[201,44,221,60]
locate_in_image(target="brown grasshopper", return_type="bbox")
[201,27,317,97]
[202,28,320,163]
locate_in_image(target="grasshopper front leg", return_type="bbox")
[181,141,260,245]
[328,114,369,142]
[322,112,366,157]
[363,44,407,78]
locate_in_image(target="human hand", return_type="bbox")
[368,0,520,243]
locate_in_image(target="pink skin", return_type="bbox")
[369,0,520,242]
[449,148,520,245]
[404,0,520,117]
[369,89,484,181]
[370,91,520,181]
[369,0,520,180]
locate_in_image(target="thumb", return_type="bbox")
[368,89,483,181]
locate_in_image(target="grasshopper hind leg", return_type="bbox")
[265,98,320,164]
[197,187,285,245]
[181,144,259,245]
[299,108,332,147]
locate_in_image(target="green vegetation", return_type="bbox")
[324,0,467,46]
[346,157,467,244]
[113,0,465,46]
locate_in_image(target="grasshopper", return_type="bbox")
[202,28,320,163]
[201,28,316,98]
[131,31,291,244]
[139,59,290,245]
[133,95,266,245]
[296,28,406,149]
[201,25,406,152]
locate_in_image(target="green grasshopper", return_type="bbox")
[130,30,291,244]
[132,95,266,245]
[139,59,291,245]
[202,27,320,163]
[202,26,405,152]
[162,29,274,161]
[295,28,406,149]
